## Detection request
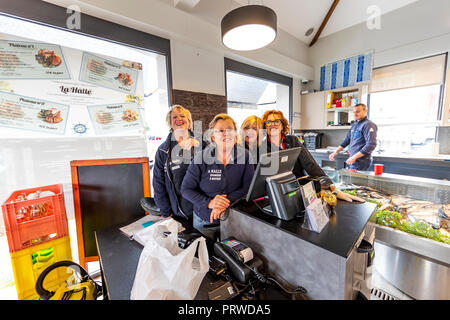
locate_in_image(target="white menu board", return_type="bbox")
[79,52,138,95]
[0,90,69,135]
[0,40,70,79]
[87,102,144,135]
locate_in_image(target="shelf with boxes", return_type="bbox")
[1,184,73,300]
[300,84,368,130]
[325,85,362,128]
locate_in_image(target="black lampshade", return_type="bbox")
[221,5,277,51]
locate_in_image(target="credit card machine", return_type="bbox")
[265,172,304,220]
[214,237,263,284]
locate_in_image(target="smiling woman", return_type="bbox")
[181,113,254,240]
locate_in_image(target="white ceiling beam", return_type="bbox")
[173,0,201,12]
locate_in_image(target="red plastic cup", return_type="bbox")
[374,164,384,176]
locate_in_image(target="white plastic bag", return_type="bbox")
[130,218,209,300]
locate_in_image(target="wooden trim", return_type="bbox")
[70,157,150,270]
[142,161,151,197]
[70,157,149,167]
[71,165,86,269]
[309,0,340,47]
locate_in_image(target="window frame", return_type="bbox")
[0,0,173,105]
[224,57,293,130]
[367,53,448,143]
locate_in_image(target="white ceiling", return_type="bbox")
[162,0,419,44]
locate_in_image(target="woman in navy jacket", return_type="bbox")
[181,114,254,240]
[152,105,205,221]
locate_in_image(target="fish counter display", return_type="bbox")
[330,169,450,300]
[341,186,449,244]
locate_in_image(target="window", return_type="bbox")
[225,58,292,130]
[368,54,447,156]
[0,4,171,298]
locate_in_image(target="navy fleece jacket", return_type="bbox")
[180,144,254,223]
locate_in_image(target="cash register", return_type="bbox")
[246,148,305,221]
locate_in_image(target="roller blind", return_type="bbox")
[369,54,446,93]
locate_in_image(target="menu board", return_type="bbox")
[79,52,138,95]
[0,90,69,135]
[0,40,70,79]
[0,34,147,137]
[87,102,144,135]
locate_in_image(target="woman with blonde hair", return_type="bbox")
[152,105,205,221]
[181,113,254,240]
[238,115,263,167]
[262,109,332,186]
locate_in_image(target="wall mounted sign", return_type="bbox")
[79,52,138,95]
[0,40,70,79]
[87,102,143,135]
[320,52,373,91]
[0,90,69,135]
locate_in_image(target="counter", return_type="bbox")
[309,149,450,180]
[221,199,377,300]
[336,169,450,299]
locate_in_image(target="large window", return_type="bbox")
[225,58,292,130]
[0,3,171,298]
[368,54,447,156]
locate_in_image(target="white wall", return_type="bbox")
[308,0,450,125]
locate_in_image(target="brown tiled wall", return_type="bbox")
[172,89,227,132]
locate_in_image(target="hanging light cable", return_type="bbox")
[221,4,277,51]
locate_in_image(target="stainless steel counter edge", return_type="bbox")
[374,224,450,266]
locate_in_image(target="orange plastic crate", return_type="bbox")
[10,235,73,300]
[2,184,69,253]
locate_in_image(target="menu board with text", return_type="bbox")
[79,52,138,95]
[87,102,144,135]
[0,90,69,135]
[0,40,70,79]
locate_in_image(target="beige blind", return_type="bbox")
[369,54,446,93]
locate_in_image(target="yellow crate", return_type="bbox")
[10,235,73,300]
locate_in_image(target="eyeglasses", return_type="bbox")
[265,119,282,125]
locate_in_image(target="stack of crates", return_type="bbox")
[1,184,73,300]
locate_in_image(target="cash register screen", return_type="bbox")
[245,147,301,201]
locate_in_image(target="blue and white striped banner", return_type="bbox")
[320,53,372,91]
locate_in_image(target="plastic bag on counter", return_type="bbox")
[130,218,209,300]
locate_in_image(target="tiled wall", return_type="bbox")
[172,89,227,132]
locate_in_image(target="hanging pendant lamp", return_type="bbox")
[221,5,277,51]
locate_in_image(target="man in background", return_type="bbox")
[329,103,377,171]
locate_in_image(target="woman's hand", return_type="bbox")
[210,208,227,223]
[179,137,200,150]
[208,194,230,210]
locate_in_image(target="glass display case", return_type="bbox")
[326,169,450,300]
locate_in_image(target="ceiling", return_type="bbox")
[161,0,419,44]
